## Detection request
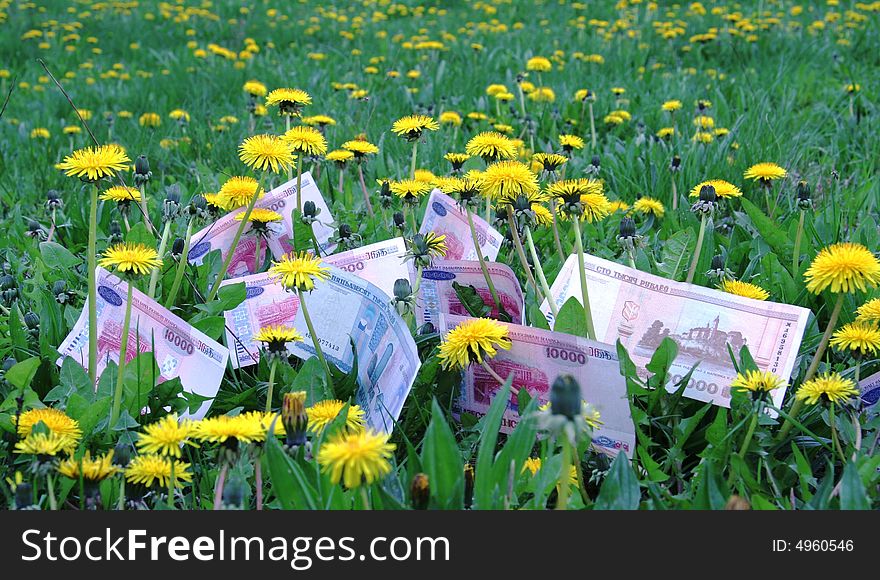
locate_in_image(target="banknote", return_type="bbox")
[222,266,420,432]
[323,237,413,300]
[56,267,230,419]
[188,171,336,278]
[419,189,503,261]
[440,314,634,457]
[416,259,524,331]
[859,369,880,411]
[540,253,811,410]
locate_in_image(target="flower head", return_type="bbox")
[125,455,192,488]
[744,162,786,183]
[239,134,295,174]
[720,279,770,301]
[390,179,432,204]
[235,207,282,227]
[317,429,395,489]
[58,451,121,482]
[58,144,130,182]
[480,160,539,202]
[559,134,585,152]
[856,298,880,323]
[16,408,82,440]
[549,179,609,221]
[218,176,263,209]
[100,185,141,203]
[266,88,311,116]
[195,414,265,445]
[391,115,439,141]
[243,80,267,97]
[136,414,198,457]
[444,152,471,171]
[662,99,682,112]
[795,372,858,406]
[341,139,380,159]
[465,132,517,162]
[254,324,303,355]
[632,197,665,218]
[688,179,742,199]
[283,126,328,156]
[269,251,331,292]
[438,317,512,370]
[526,56,552,72]
[99,242,162,277]
[307,400,366,434]
[730,370,785,396]
[15,432,75,456]
[405,231,447,268]
[326,149,355,165]
[804,243,880,295]
[830,322,880,356]
[533,153,568,173]
[302,114,337,127]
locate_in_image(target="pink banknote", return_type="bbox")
[419,189,503,261]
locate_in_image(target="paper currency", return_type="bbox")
[540,253,811,409]
[417,259,524,330]
[440,314,635,457]
[323,237,413,300]
[188,171,336,278]
[56,268,229,419]
[419,189,503,261]
[859,369,880,411]
[222,266,420,432]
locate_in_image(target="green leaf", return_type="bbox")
[451,281,491,318]
[292,357,331,403]
[656,229,693,281]
[292,209,313,254]
[66,392,110,438]
[473,376,512,509]
[264,435,319,510]
[637,447,669,483]
[693,460,728,510]
[191,316,226,340]
[420,400,464,509]
[39,241,81,269]
[217,282,246,312]
[739,197,794,259]
[528,304,550,330]
[125,222,156,247]
[839,461,870,510]
[8,306,29,360]
[4,357,41,391]
[553,296,587,338]
[595,453,640,510]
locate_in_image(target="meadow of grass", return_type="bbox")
[0,0,878,510]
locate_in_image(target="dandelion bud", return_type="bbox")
[162,186,181,221]
[691,184,717,216]
[109,220,123,244]
[221,473,246,510]
[1,274,18,304]
[52,280,73,305]
[410,473,430,510]
[171,237,185,258]
[796,180,812,210]
[282,391,308,448]
[45,189,63,210]
[302,200,320,224]
[186,194,208,220]
[134,155,152,186]
[670,155,681,172]
[699,184,717,203]
[24,311,39,339]
[26,219,43,239]
[619,216,636,240]
[13,479,34,510]
[393,211,406,230]
[391,278,415,317]
[550,375,581,420]
[463,464,475,510]
[113,439,132,467]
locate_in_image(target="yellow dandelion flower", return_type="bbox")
[533,153,568,173]
[804,243,880,295]
[100,185,141,203]
[195,414,265,445]
[218,175,263,209]
[317,429,395,489]
[58,451,120,481]
[526,56,552,72]
[235,207,282,224]
[830,322,880,356]
[480,160,540,202]
[744,162,786,183]
[254,324,303,353]
[559,134,585,152]
[795,372,858,406]
[125,455,192,488]
[136,414,198,457]
[439,111,462,126]
[720,279,770,301]
[856,298,880,323]
[15,432,76,456]
[438,317,512,370]
[139,112,161,127]
[341,139,380,159]
[326,149,355,165]
[302,114,336,127]
[662,99,682,112]
[58,144,130,182]
[465,131,518,162]
[99,242,162,277]
[391,114,439,141]
[239,134,295,174]
[243,79,267,97]
[390,179,432,203]
[283,126,328,156]
[266,87,311,116]
[269,251,331,292]
[632,197,665,218]
[689,179,742,198]
[16,408,82,440]
[730,370,785,394]
[307,400,366,434]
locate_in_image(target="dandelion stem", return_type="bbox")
[830,402,847,465]
[138,183,153,232]
[213,463,228,510]
[685,214,707,285]
[164,218,194,308]
[296,155,303,214]
[109,283,134,433]
[792,209,805,275]
[265,357,278,413]
[46,472,57,511]
[409,140,418,180]
[737,412,759,459]
[778,293,845,440]
[360,486,371,510]
[47,207,57,243]
[555,438,572,511]
[254,236,261,273]
[207,174,266,302]
[117,478,125,510]
[524,225,558,317]
[297,288,335,388]
[571,220,597,340]
[285,116,292,181]
[671,175,678,212]
[357,163,375,217]
[168,459,175,509]
[88,183,99,385]
[465,207,503,314]
[506,207,539,297]
[480,359,508,388]
[148,220,172,299]
[549,199,565,261]
[255,457,263,511]
[588,102,597,150]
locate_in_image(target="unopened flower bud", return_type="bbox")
[109,220,123,244]
[282,391,308,448]
[550,375,581,420]
[691,184,717,216]
[796,180,812,210]
[393,211,405,229]
[670,155,681,172]
[52,280,73,304]
[221,473,246,510]
[45,189,63,210]
[619,216,636,239]
[163,186,181,221]
[410,473,430,510]
[171,237,185,258]
[391,278,416,316]
[302,200,320,224]
[134,155,152,186]
[13,480,34,510]
[26,220,43,239]
[463,464,475,510]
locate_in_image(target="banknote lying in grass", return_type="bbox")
[416,259,524,331]
[541,252,811,410]
[859,369,880,411]
[419,189,503,261]
[322,237,412,301]
[440,314,635,458]
[188,171,336,278]
[56,268,229,419]
[222,265,419,432]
